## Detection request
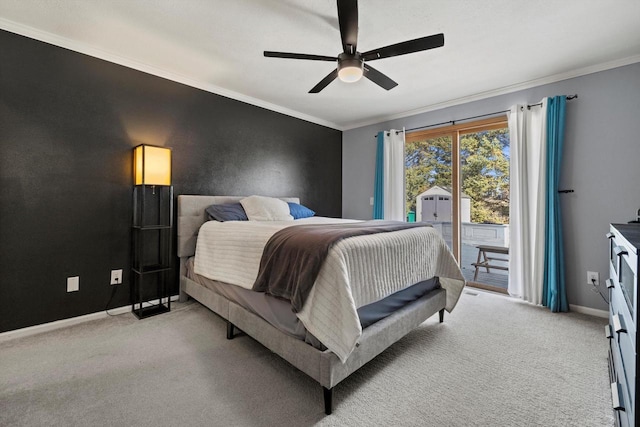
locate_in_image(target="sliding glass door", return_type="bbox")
[405,117,510,293]
[459,127,510,292]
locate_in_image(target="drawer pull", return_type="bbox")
[606,232,615,239]
[605,325,613,339]
[611,382,625,411]
[614,246,628,257]
[612,314,627,334]
[606,279,615,289]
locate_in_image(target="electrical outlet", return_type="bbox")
[370,197,374,206]
[110,269,123,285]
[587,271,599,287]
[67,276,79,292]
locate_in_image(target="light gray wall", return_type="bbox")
[342,62,640,312]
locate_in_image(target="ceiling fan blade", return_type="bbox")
[309,69,339,93]
[363,64,398,90]
[264,51,336,61]
[337,0,358,54]
[361,33,444,61]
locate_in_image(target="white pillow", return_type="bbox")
[240,195,293,221]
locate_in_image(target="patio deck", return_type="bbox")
[461,268,508,291]
[427,221,510,292]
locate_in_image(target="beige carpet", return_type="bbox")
[0,290,613,426]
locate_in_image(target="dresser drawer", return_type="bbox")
[612,329,625,383]
[612,378,631,427]
[614,317,636,419]
[611,284,636,342]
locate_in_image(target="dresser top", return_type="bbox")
[612,223,640,249]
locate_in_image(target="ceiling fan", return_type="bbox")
[264,0,444,93]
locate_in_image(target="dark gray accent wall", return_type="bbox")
[343,62,640,312]
[0,30,342,333]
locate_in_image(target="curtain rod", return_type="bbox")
[376,94,577,137]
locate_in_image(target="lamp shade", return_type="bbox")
[134,144,171,186]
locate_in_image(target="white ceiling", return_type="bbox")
[1,0,639,130]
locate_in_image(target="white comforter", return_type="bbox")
[194,217,465,362]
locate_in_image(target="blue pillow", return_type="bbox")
[205,203,248,222]
[288,202,315,219]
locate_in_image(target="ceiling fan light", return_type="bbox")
[337,54,364,83]
[338,65,363,83]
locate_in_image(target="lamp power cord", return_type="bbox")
[105,277,120,317]
[591,277,609,305]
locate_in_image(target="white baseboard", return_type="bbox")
[0,296,179,343]
[569,304,608,319]
[463,288,608,318]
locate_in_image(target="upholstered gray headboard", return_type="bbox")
[176,195,300,258]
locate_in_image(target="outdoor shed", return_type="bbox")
[416,186,471,223]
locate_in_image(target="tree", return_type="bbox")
[405,129,510,224]
[405,136,452,213]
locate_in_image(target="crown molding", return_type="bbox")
[343,54,640,130]
[0,18,342,131]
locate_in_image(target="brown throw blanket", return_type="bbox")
[252,220,431,312]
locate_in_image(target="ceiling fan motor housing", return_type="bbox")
[337,52,364,82]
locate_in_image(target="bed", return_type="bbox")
[177,195,465,414]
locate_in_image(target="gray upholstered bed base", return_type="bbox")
[177,195,447,415]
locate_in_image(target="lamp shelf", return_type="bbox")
[132,265,172,275]
[132,301,170,320]
[131,144,173,320]
[132,225,172,230]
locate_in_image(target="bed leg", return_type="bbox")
[439,308,445,323]
[323,387,333,415]
[178,289,189,303]
[226,321,235,340]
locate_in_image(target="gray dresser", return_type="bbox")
[607,223,640,427]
